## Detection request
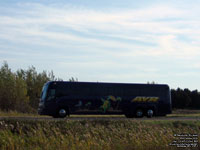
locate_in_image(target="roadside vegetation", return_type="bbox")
[168,109,200,117]
[0,119,199,150]
[0,61,56,113]
[0,110,43,117]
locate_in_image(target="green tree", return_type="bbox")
[0,61,59,113]
[69,77,78,82]
[190,90,200,109]
[17,66,57,110]
[0,61,29,112]
[171,88,192,109]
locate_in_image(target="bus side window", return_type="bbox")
[56,88,67,97]
[47,89,56,101]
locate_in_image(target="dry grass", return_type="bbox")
[168,109,200,117]
[0,110,40,117]
[0,119,199,150]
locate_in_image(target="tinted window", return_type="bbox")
[41,84,48,101]
[56,83,70,97]
[46,89,56,101]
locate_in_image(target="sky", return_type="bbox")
[0,0,200,90]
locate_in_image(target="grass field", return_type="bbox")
[0,110,39,117]
[0,118,199,150]
[168,109,200,117]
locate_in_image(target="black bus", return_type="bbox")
[38,81,172,118]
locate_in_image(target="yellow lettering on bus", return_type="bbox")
[132,97,140,102]
[142,97,149,102]
[149,97,159,102]
[131,97,159,103]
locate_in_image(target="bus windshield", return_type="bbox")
[40,84,48,101]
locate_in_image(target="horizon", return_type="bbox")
[0,0,200,91]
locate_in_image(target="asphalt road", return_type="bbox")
[0,116,200,121]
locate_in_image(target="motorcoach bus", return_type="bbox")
[38,81,172,118]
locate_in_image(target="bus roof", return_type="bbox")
[47,81,169,88]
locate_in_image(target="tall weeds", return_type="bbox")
[0,119,199,150]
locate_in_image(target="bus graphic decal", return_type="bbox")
[100,95,122,113]
[101,98,110,113]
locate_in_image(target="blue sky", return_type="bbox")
[0,0,200,90]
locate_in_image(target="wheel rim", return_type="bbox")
[59,109,66,117]
[136,109,143,117]
[147,109,153,117]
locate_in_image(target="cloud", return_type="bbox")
[0,1,200,90]
[0,3,187,36]
[0,3,199,60]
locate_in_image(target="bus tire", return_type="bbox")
[146,109,154,118]
[136,109,144,118]
[58,108,69,118]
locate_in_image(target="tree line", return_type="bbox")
[171,88,200,109]
[0,62,199,113]
[0,61,58,113]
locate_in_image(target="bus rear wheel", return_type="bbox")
[146,109,154,118]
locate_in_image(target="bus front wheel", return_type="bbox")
[57,108,69,118]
